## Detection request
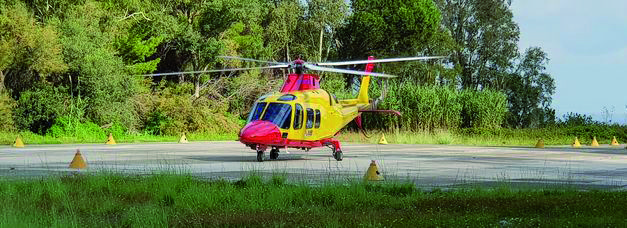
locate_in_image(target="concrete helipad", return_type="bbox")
[1,142,626,189]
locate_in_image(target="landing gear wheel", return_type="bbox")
[256,150,265,162]
[269,148,279,160]
[332,150,343,161]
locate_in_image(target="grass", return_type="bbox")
[0,128,619,147]
[0,173,626,227]
[337,129,578,146]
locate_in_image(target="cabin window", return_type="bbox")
[247,102,266,123]
[315,109,321,128]
[306,108,314,129]
[331,94,339,104]
[294,104,303,130]
[262,103,292,129]
[278,94,297,101]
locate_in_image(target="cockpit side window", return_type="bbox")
[247,102,266,123]
[306,108,314,129]
[294,104,303,130]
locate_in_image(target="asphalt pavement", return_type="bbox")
[1,141,626,189]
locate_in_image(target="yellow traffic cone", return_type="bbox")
[69,149,87,169]
[535,138,545,148]
[572,137,581,148]
[105,133,116,145]
[378,133,388,145]
[591,137,599,147]
[178,133,189,144]
[611,136,619,146]
[364,160,384,181]
[13,136,24,148]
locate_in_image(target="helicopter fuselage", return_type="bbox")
[238,73,372,161]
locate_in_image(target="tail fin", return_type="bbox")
[357,56,375,104]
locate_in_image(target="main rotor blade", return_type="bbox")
[317,56,447,66]
[304,64,397,78]
[141,65,289,77]
[218,56,287,65]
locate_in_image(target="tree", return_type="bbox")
[338,0,445,85]
[439,0,555,128]
[506,47,555,128]
[0,2,67,97]
[306,0,348,62]
[438,0,519,91]
[55,1,142,129]
[265,0,303,62]
[340,0,441,58]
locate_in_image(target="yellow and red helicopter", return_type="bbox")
[146,55,443,161]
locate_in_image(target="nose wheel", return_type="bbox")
[257,147,280,162]
[256,150,265,162]
[269,148,279,160]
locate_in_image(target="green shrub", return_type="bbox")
[14,86,68,134]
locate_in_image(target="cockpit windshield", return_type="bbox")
[247,102,266,123]
[261,103,292,129]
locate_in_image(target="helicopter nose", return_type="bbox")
[239,120,282,145]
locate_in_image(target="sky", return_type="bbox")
[510,0,627,123]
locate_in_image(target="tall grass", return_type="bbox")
[0,173,625,227]
[0,131,236,145]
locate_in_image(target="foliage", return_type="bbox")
[0,0,563,137]
[264,0,303,61]
[506,47,556,128]
[114,28,164,75]
[0,92,15,131]
[13,86,68,134]
[137,83,241,135]
[56,2,141,130]
[438,0,519,91]
[438,0,555,128]
[226,70,280,117]
[559,112,595,127]
[0,2,67,98]
[339,0,447,85]
[341,0,441,58]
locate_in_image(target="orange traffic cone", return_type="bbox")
[572,137,581,148]
[591,137,599,147]
[105,133,116,145]
[378,134,388,145]
[611,137,619,146]
[535,138,545,148]
[178,133,189,143]
[364,160,384,181]
[69,149,87,169]
[13,136,24,148]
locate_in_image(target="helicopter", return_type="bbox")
[145,55,445,162]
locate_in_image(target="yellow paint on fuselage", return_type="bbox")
[256,89,369,141]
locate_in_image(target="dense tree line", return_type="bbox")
[0,0,554,136]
